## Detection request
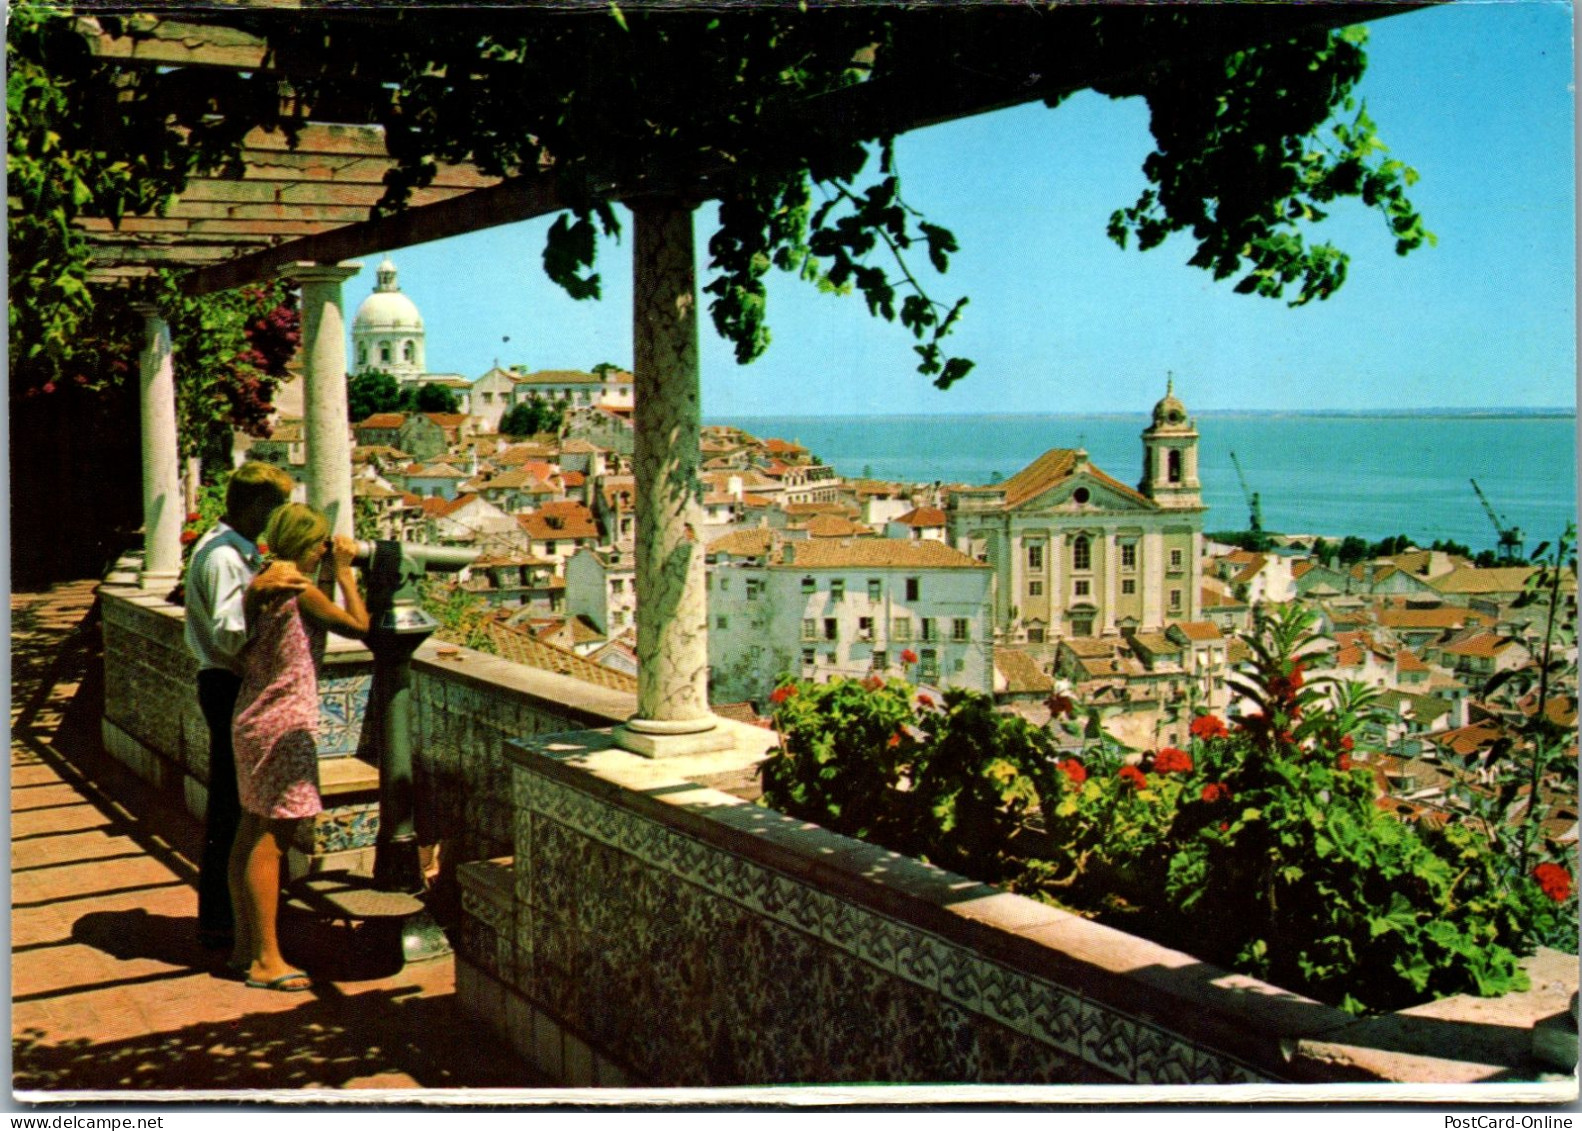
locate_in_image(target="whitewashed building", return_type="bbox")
[565,546,638,635]
[705,532,994,705]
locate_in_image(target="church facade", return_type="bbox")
[946,385,1205,643]
[352,256,428,382]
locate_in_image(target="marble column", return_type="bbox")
[131,303,182,589]
[283,262,360,537]
[618,198,729,758]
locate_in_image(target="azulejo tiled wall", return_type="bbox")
[465,750,1272,1087]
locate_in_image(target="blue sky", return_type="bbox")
[350,0,1576,417]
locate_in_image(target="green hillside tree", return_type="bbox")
[500,396,565,438]
[348,370,403,423]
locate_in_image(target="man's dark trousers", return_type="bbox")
[196,668,243,943]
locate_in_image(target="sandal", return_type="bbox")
[244,970,312,992]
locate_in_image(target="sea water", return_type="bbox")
[712,411,1579,555]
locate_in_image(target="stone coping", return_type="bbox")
[504,728,1579,1087]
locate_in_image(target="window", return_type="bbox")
[951,618,970,642]
[1027,543,1044,570]
[1027,627,1045,644]
[906,577,920,601]
[611,579,624,594]
[719,576,729,591]
[1072,616,1094,637]
[545,541,557,555]
[893,617,912,641]
[802,647,816,667]
[858,616,874,641]
[920,649,938,680]
[873,650,887,670]
[954,658,966,673]
[1121,543,1137,570]
[1169,548,1184,572]
[801,575,815,594]
[1121,578,1137,596]
[921,618,936,642]
[1028,580,1044,597]
[1169,588,1183,611]
[482,392,494,404]
[380,343,392,364]
[746,579,762,601]
[1167,449,1183,484]
[867,578,882,602]
[824,618,838,641]
[403,341,415,363]
[802,618,818,641]
[1073,535,1091,571]
[357,344,367,367]
[1074,579,1091,598]
[716,615,729,629]
[830,579,845,601]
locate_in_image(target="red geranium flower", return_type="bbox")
[862,675,884,691]
[1218,821,1230,832]
[887,732,902,749]
[1201,782,1231,803]
[900,648,918,665]
[186,511,202,523]
[1118,764,1147,790]
[1533,862,1573,903]
[1340,735,1355,752]
[179,530,199,545]
[769,685,795,705]
[1153,747,1193,774]
[1058,759,1087,786]
[917,693,936,709]
[1189,714,1228,740]
[1336,752,1353,772]
[1288,660,1305,690]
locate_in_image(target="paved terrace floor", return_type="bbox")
[11,578,549,1100]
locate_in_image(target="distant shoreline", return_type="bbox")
[713,408,1577,424]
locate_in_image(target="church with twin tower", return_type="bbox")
[945,382,1205,643]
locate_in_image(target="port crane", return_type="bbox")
[1229,451,1264,535]
[1469,478,1524,564]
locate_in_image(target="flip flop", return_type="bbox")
[244,970,312,992]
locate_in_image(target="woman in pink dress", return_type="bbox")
[228,504,368,991]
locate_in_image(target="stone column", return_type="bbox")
[618,198,729,758]
[131,304,182,589]
[283,262,360,537]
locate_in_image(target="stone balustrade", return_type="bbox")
[96,574,1577,1095]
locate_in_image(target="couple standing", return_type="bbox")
[184,462,368,992]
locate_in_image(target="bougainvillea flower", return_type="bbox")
[1533,862,1573,903]
[769,685,795,704]
[1118,764,1146,789]
[1201,782,1231,803]
[1189,714,1228,740]
[1153,747,1193,774]
[1058,759,1087,785]
[901,648,919,665]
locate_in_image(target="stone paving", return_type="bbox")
[11,579,549,1099]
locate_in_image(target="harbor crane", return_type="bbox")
[1469,478,1524,564]
[1229,450,1264,535]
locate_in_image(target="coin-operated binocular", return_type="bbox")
[354,539,478,960]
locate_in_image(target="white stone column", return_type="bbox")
[131,303,182,589]
[1104,532,1119,633]
[618,198,729,758]
[283,262,361,537]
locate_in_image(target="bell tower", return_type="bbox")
[1139,377,1202,509]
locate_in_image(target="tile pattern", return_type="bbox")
[485,765,1273,1087]
[316,669,372,757]
[307,800,380,854]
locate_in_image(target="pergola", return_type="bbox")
[64,1,1414,756]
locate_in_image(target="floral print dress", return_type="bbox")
[232,595,326,820]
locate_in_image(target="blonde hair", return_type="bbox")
[226,460,295,515]
[263,503,330,565]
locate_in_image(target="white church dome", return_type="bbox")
[353,257,424,332]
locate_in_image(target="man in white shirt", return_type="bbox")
[184,461,305,949]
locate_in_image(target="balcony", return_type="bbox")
[80,571,1581,1095]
